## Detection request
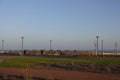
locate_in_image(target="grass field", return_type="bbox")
[0,57,120,68]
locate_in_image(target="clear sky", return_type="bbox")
[0,0,120,50]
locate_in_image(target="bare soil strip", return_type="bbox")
[0,67,120,80]
[33,63,120,74]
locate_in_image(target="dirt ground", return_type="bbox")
[0,67,120,80]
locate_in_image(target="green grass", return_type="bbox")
[0,57,120,68]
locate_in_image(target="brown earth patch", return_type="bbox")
[33,63,120,74]
[0,57,6,63]
[0,67,120,80]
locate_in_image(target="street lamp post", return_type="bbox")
[2,40,4,51]
[115,42,118,55]
[50,40,52,50]
[101,40,103,55]
[96,36,99,56]
[21,37,24,55]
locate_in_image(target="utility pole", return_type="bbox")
[50,40,52,50]
[101,40,103,55]
[21,37,24,55]
[2,40,4,51]
[96,36,99,56]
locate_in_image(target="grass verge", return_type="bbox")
[0,57,120,68]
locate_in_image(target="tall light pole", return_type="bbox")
[2,40,4,51]
[101,40,103,55]
[96,36,99,55]
[94,41,97,54]
[21,37,24,54]
[115,42,118,55]
[50,40,52,50]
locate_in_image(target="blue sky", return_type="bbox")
[0,0,120,50]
